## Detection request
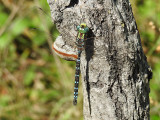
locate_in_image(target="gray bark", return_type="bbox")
[47,0,152,120]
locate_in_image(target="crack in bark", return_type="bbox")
[66,0,79,8]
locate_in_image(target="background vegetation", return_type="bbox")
[0,0,159,120]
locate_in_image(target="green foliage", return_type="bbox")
[24,66,36,86]
[0,0,159,119]
[0,0,81,120]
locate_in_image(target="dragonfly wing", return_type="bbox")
[52,36,78,61]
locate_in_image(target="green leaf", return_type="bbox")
[24,66,36,86]
[11,17,30,36]
[0,12,8,28]
[0,17,31,49]
[32,31,46,46]
[0,33,12,49]
[148,37,160,55]
[0,95,12,107]
[151,115,160,120]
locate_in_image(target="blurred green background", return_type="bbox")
[0,0,159,120]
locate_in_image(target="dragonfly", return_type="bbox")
[53,23,89,105]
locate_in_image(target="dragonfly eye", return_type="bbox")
[81,25,84,28]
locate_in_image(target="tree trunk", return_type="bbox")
[47,0,152,120]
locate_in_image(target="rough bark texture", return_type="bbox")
[47,0,152,120]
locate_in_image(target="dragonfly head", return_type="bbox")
[77,23,89,33]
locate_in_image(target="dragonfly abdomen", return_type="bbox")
[73,50,81,105]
